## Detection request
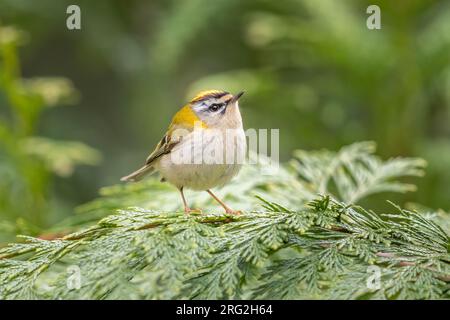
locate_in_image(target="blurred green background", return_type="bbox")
[0,0,449,240]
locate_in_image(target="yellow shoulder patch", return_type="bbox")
[170,104,207,130]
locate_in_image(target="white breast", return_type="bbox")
[155,128,246,190]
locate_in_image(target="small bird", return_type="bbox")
[121,90,246,214]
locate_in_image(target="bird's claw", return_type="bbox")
[225,209,242,215]
[184,208,202,215]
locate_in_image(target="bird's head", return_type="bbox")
[189,90,244,128]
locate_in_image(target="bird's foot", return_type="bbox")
[184,208,202,215]
[225,208,242,215]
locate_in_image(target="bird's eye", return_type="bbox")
[208,103,222,112]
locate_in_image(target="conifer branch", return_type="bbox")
[0,142,448,300]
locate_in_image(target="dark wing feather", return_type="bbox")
[145,134,180,165]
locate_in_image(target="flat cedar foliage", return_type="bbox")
[0,142,449,299]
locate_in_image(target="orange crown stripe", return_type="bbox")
[190,90,229,103]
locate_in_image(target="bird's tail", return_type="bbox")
[120,164,154,182]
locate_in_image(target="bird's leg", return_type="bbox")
[206,190,241,215]
[179,187,202,214]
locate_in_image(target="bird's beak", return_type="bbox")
[229,91,244,104]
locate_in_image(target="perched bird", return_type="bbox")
[121,90,246,214]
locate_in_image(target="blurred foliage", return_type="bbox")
[0,0,449,240]
[23,137,100,177]
[0,23,100,242]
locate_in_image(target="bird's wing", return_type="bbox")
[145,105,206,166]
[145,133,179,165]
